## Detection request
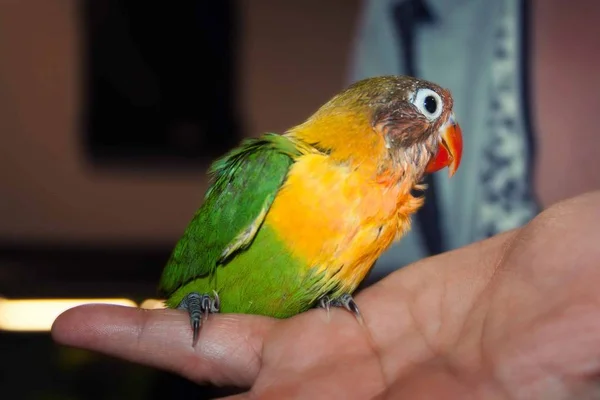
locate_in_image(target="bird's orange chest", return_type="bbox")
[265,154,420,291]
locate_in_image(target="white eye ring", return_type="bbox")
[411,88,443,121]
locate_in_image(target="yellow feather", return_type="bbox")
[264,76,441,298]
[265,151,423,297]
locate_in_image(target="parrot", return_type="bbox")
[158,75,463,344]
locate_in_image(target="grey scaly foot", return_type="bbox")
[177,291,220,346]
[318,293,363,324]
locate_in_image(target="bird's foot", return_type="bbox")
[177,291,220,346]
[318,293,363,325]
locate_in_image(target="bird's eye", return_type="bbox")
[411,88,443,121]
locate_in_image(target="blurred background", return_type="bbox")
[0,0,361,398]
[1,0,600,399]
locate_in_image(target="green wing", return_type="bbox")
[158,133,303,296]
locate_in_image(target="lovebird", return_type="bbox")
[159,75,463,343]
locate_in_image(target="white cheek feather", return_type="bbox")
[384,135,392,149]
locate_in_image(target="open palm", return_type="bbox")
[52,192,600,399]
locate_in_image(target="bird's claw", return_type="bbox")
[318,293,363,324]
[177,291,220,346]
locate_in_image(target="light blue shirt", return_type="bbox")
[349,0,539,280]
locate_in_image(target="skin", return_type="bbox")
[52,190,600,399]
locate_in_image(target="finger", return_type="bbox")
[51,304,276,387]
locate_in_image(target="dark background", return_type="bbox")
[0,0,359,398]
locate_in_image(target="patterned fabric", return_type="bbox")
[476,0,539,238]
[349,0,541,277]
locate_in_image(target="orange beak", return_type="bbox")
[425,112,463,177]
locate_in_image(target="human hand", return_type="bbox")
[52,192,600,399]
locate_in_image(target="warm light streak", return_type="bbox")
[0,298,137,332]
[139,298,166,310]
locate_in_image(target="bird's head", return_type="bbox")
[288,75,463,183]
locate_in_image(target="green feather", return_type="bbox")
[165,223,325,317]
[158,133,303,297]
